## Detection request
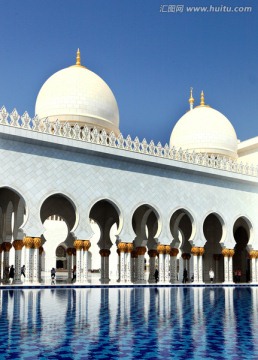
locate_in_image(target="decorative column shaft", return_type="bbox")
[83,241,91,283]
[39,246,44,283]
[74,240,84,284]
[23,237,34,284]
[13,240,24,284]
[131,250,138,283]
[222,249,234,284]
[2,242,12,283]
[99,249,110,284]
[148,250,157,283]
[126,243,133,283]
[170,248,179,283]
[118,242,127,283]
[164,246,171,283]
[136,247,146,284]
[66,248,73,282]
[157,245,165,283]
[33,238,41,284]
[255,252,258,283]
[249,251,256,283]
[198,248,205,284]
[191,247,199,283]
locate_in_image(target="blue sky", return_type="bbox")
[0,0,257,145]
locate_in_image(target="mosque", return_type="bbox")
[0,49,258,285]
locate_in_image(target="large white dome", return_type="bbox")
[170,105,238,159]
[35,52,119,134]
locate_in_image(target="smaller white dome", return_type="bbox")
[170,106,238,159]
[35,57,119,134]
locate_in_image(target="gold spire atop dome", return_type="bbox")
[200,90,205,106]
[189,87,194,110]
[76,48,81,66]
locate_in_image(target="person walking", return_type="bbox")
[154,269,159,283]
[9,265,15,284]
[183,268,188,283]
[209,268,215,283]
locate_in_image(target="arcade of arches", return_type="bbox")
[0,187,257,285]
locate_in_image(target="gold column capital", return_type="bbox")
[83,240,91,251]
[157,244,166,254]
[33,237,42,249]
[118,242,127,253]
[73,240,84,250]
[99,249,111,257]
[136,246,146,256]
[23,237,34,249]
[222,248,235,257]
[12,240,24,250]
[148,249,157,258]
[170,248,179,257]
[66,247,73,256]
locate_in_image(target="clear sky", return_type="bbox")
[0,0,257,145]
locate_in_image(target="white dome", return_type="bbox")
[170,106,238,159]
[35,63,119,134]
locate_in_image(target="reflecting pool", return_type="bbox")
[0,287,257,359]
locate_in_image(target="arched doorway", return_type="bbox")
[89,199,120,283]
[132,204,160,283]
[233,217,251,283]
[170,209,194,282]
[203,213,224,283]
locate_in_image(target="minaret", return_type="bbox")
[200,90,205,106]
[189,87,194,110]
[76,48,81,66]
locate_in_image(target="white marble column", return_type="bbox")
[0,245,2,281]
[33,238,41,284]
[250,255,256,283]
[2,242,12,283]
[170,248,179,283]
[118,243,127,283]
[255,257,258,283]
[148,250,157,283]
[157,245,165,283]
[131,251,137,283]
[126,244,133,283]
[222,249,234,284]
[66,248,73,283]
[99,249,110,284]
[191,247,199,284]
[83,240,91,283]
[12,240,24,284]
[164,246,170,283]
[23,237,34,284]
[39,246,43,283]
[136,247,146,284]
[198,248,205,284]
[74,240,83,284]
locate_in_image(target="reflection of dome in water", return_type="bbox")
[170,91,238,159]
[35,49,119,134]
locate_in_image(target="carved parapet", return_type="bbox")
[23,237,34,249]
[12,240,24,251]
[83,240,91,251]
[99,249,111,257]
[148,249,157,258]
[66,248,73,256]
[33,237,42,249]
[136,246,146,256]
[117,242,127,253]
[170,248,179,257]
[39,246,44,255]
[2,242,12,252]
[73,240,84,251]
[157,244,166,255]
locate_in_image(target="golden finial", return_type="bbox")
[200,90,205,106]
[189,87,194,110]
[76,48,81,66]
